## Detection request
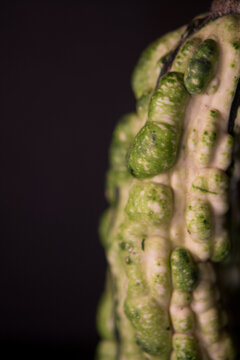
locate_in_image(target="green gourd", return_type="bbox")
[97,1,240,359]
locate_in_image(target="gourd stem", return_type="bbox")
[158,0,240,84]
[211,0,240,16]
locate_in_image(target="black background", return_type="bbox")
[0,0,235,358]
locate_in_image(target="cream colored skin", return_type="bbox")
[97,13,240,360]
[169,15,240,256]
[164,15,239,359]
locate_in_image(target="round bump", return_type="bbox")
[171,247,198,292]
[148,72,189,125]
[184,39,219,94]
[124,296,172,357]
[212,232,230,262]
[186,199,212,242]
[172,38,201,73]
[127,121,180,178]
[125,182,173,225]
[173,334,201,360]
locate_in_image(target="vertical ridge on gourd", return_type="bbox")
[97,1,240,359]
[170,248,199,359]
[121,184,173,358]
[127,72,190,179]
[195,109,219,166]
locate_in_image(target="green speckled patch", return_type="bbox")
[148,72,189,124]
[195,109,219,166]
[209,109,218,118]
[127,121,180,178]
[125,182,173,225]
[232,40,240,50]
[171,248,198,292]
[171,306,195,333]
[184,39,219,94]
[186,199,212,242]
[212,233,230,262]
[124,297,172,357]
[206,168,229,194]
[127,72,189,178]
[172,38,201,73]
[173,334,201,360]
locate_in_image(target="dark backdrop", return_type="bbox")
[0,0,220,358]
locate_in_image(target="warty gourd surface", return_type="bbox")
[96,1,240,359]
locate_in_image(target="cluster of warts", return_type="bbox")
[97,10,240,360]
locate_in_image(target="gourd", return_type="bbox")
[96,0,240,359]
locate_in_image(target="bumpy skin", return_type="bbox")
[97,4,240,360]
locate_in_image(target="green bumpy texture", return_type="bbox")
[127,121,180,178]
[125,183,173,225]
[97,9,240,360]
[127,72,190,178]
[124,297,171,357]
[171,248,198,292]
[184,39,219,94]
[185,199,213,242]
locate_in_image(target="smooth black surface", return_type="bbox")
[1,0,235,358]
